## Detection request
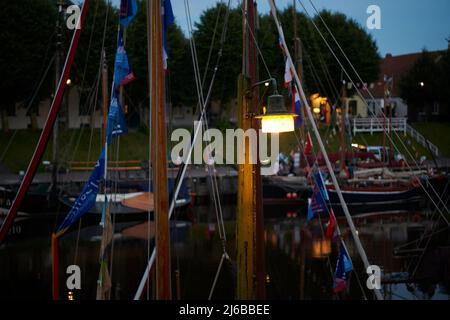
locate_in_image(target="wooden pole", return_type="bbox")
[340,82,347,172]
[151,0,171,300]
[52,1,63,192]
[293,1,306,141]
[249,1,266,300]
[236,0,256,300]
[101,50,108,145]
[0,0,91,244]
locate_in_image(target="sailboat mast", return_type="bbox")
[150,0,171,300]
[292,0,305,139]
[237,0,265,300]
[101,50,108,145]
[52,0,63,191]
[340,82,347,173]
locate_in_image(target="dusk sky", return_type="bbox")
[112,0,450,56]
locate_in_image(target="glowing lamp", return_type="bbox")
[313,107,321,114]
[257,94,297,134]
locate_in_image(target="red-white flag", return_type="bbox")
[326,210,337,240]
[305,132,313,155]
[284,59,293,87]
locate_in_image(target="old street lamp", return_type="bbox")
[257,94,297,134]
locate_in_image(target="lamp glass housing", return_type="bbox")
[261,115,295,133]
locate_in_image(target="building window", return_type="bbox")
[433,102,440,115]
[6,103,16,117]
[348,100,358,116]
[368,101,376,116]
[78,88,98,116]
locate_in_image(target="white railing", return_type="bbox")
[406,124,440,157]
[352,117,407,135]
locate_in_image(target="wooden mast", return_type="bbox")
[101,50,108,145]
[0,0,91,244]
[236,0,256,300]
[237,0,265,300]
[251,2,266,300]
[150,0,171,300]
[293,0,305,140]
[340,82,347,173]
[52,1,63,192]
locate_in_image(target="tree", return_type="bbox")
[193,5,380,107]
[192,3,243,104]
[437,38,450,114]
[399,50,441,121]
[265,8,380,103]
[126,0,193,121]
[0,0,56,131]
[70,0,118,116]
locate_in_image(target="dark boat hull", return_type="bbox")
[327,187,424,215]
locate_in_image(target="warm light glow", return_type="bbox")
[312,239,332,259]
[66,79,72,86]
[419,82,425,87]
[313,107,321,114]
[261,115,295,133]
[264,81,270,87]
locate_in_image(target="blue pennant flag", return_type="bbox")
[308,179,328,220]
[56,149,105,236]
[307,199,315,221]
[106,97,128,144]
[119,0,138,28]
[114,31,136,91]
[162,0,174,70]
[314,170,329,201]
[333,243,353,293]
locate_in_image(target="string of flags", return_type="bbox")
[55,0,139,236]
[333,243,353,293]
[278,37,302,128]
[305,168,355,294]
[162,0,175,71]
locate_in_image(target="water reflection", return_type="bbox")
[1,206,449,300]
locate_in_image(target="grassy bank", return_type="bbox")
[412,122,450,158]
[278,127,431,160]
[0,126,434,173]
[0,129,150,173]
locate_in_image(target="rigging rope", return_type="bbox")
[269,0,384,299]
[134,0,233,300]
[299,0,450,222]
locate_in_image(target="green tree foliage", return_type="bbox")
[0,0,57,129]
[193,5,380,106]
[192,3,243,104]
[309,10,380,99]
[71,0,118,115]
[0,1,382,130]
[126,0,194,113]
[264,8,380,102]
[438,39,450,108]
[399,50,441,119]
[400,43,450,120]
